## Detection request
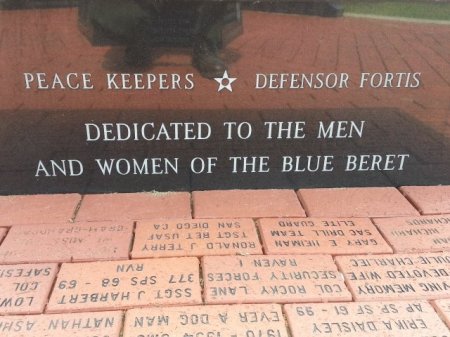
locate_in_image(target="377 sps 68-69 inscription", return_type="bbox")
[47,258,202,312]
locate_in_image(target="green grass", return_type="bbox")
[343,1,450,21]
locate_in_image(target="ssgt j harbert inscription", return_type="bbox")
[35,119,410,178]
[46,258,202,312]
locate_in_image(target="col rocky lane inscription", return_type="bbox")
[202,255,351,304]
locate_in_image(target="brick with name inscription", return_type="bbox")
[124,304,289,337]
[432,299,450,328]
[0,228,7,243]
[0,222,133,264]
[258,218,392,255]
[132,218,262,258]
[373,215,450,253]
[0,263,58,315]
[335,253,450,301]
[0,311,122,337]
[202,255,351,304]
[46,257,202,313]
[284,300,450,337]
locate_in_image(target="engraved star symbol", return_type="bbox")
[214,70,237,92]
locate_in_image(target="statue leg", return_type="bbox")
[192,2,229,79]
[89,0,160,67]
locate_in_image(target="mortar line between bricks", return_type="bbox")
[429,300,449,328]
[71,194,85,222]
[118,311,126,337]
[294,191,310,217]
[281,305,293,337]
[398,187,424,215]
[370,217,397,254]
[0,227,9,245]
[198,256,205,304]
[189,192,195,219]
[333,257,355,302]
[44,263,61,314]
[252,218,265,255]
[128,221,137,260]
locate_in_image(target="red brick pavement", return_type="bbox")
[0,186,448,336]
[0,9,448,137]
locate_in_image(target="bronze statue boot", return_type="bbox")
[192,39,227,79]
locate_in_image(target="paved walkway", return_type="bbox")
[0,8,449,137]
[0,186,449,336]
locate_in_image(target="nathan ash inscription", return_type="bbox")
[0,311,122,337]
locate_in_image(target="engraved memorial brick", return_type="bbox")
[373,215,450,253]
[192,190,306,218]
[433,299,450,329]
[0,194,81,226]
[285,301,450,337]
[0,222,133,264]
[46,257,202,313]
[336,253,450,301]
[0,263,58,315]
[258,218,392,255]
[75,192,192,221]
[400,186,450,215]
[202,255,351,304]
[124,304,289,337]
[297,187,419,217]
[0,311,123,337]
[132,218,262,258]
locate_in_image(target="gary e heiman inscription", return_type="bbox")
[34,120,410,178]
